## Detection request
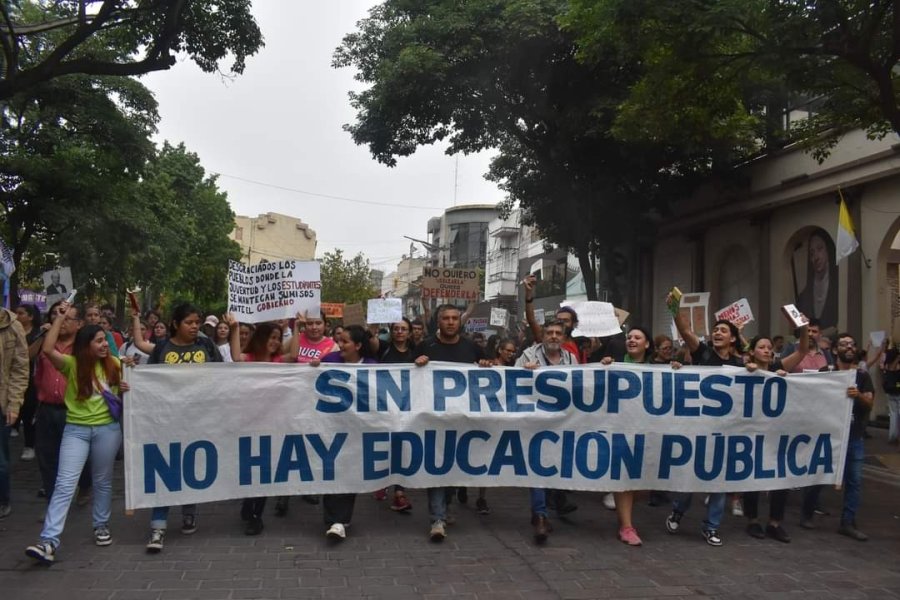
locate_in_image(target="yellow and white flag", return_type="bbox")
[835,192,859,264]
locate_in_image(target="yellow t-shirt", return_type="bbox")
[59,354,120,426]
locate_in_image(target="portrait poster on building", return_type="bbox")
[792,227,838,332]
[42,267,73,306]
[227,260,320,324]
[420,267,480,301]
[367,298,403,324]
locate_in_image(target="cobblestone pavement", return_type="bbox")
[1,428,899,600]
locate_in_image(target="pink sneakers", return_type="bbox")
[618,526,643,546]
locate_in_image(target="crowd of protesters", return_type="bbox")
[1,279,896,564]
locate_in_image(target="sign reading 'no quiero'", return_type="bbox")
[420,267,480,301]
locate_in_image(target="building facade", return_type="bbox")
[230,212,317,265]
[649,128,900,418]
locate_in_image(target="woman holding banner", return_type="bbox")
[310,324,377,540]
[600,326,655,546]
[130,302,240,553]
[233,320,286,535]
[740,328,808,543]
[25,302,127,564]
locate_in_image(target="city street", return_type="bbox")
[1,428,899,600]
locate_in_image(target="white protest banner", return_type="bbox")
[420,267,480,301]
[490,307,508,328]
[367,298,402,324]
[715,298,754,328]
[124,363,853,509]
[227,260,320,324]
[562,301,622,337]
[869,330,886,348]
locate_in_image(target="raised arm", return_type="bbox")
[779,325,808,373]
[523,275,543,343]
[222,313,243,362]
[28,325,49,359]
[42,303,71,371]
[669,292,700,353]
[130,309,156,355]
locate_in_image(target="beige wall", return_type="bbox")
[230,212,317,264]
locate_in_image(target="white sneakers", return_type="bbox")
[326,523,346,540]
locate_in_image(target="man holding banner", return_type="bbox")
[414,304,489,541]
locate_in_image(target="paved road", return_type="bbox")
[1,428,899,600]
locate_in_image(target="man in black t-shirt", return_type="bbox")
[666,299,743,547]
[414,304,489,542]
[801,333,874,541]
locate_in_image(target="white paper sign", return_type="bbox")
[561,301,622,337]
[533,308,546,324]
[367,298,403,324]
[869,330,886,348]
[715,298,754,328]
[123,363,854,509]
[227,260,320,324]
[490,307,508,328]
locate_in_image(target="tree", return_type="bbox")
[0,71,158,302]
[335,0,694,302]
[566,0,900,158]
[0,0,264,100]
[319,249,376,305]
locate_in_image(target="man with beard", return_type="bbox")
[665,292,744,547]
[515,319,577,543]
[414,304,491,542]
[801,333,873,540]
[783,319,834,372]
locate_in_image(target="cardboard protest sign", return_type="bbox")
[321,303,344,319]
[367,298,403,324]
[715,298,754,328]
[490,307,508,328]
[42,267,73,306]
[420,267,480,301]
[343,303,365,326]
[227,260,320,324]
[561,301,621,337]
[678,292,710,337]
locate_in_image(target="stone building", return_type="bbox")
[230,212,317,265]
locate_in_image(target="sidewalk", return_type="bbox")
[1,428,898,600]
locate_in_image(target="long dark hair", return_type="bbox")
[343,324,374,360]
[17,304,42,328]
[73,324,120,401]
[245,322,284,362]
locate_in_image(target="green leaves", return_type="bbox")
[319,249,377,305]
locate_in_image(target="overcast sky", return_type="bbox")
[143,1,503,273]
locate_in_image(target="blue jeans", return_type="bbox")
[0,416,9,505]
[672,492,726,531]
[428,487,447,524]
[150,504,197,530]
[40,422,122,548]
[841,436,864,525]
[530,488,547,517]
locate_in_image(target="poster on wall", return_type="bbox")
[791,227,838,333]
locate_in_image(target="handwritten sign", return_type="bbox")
[367,298,403,324]
[228,260,320,324]
[343,303,365,327]
[561,301,621,337]
[715,298,754,328]
[464,317,489,333]
[490,307,508,328]
[421,267,480,301]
